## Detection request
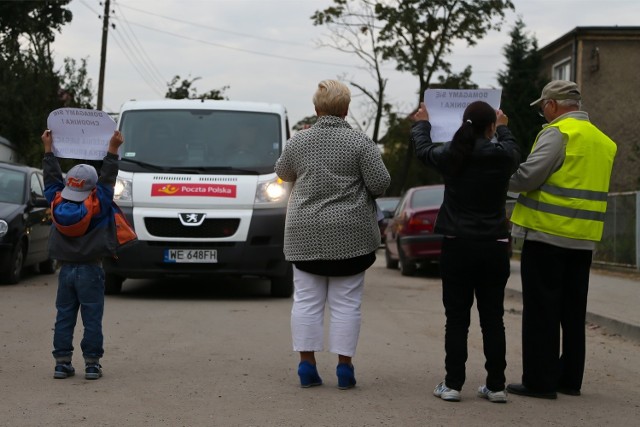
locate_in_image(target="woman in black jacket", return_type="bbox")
[411,100,521,403]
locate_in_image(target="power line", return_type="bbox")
[117,2,311,48]
[112,0,167,87]
[124,20,363,69]
[110,28,165,97]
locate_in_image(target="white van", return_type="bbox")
[103,99,293,297]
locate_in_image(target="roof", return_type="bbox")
[0,160,41,174]
[119,99,288,115]
[540,26,640,53]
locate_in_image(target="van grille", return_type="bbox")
[144,218,240,238]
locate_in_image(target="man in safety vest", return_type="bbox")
[506,80,617,399]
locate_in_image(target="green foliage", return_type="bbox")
[374,0,514,102]
[165,75,229,100]
[60,57,95,109]
[0,0,76,166]
[436,65,478,89]
[292,115,318,132]
[497,18,546,156]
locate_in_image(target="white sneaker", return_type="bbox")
[433,381,461,402]
[477,385,507,403]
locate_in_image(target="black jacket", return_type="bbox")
[411,121,521,240]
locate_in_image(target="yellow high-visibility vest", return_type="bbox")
[511,117,617,241]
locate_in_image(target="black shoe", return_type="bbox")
[506,383,557,399]
[557,387,581,396]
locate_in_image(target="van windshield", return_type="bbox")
[118,109,282,173]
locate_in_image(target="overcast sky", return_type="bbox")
[50,0,640,133]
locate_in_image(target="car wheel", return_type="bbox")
[398,245,417,277]
[2,240,25,284]
[38,258,57,275]
[385,246,398,269]
[270,265,293,298]
[105,273,124,295]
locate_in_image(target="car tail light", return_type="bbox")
[406,212,435,233]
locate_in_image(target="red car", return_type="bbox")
[384,185,444,276]
[376,196,400,245]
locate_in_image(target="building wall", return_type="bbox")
[539,31,640,191]
[578,38,640,192]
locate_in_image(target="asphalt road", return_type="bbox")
[1,252,639,426]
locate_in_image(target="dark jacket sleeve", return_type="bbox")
[495,125,522,174]
[411,120,448,172]
[42,153,64,203]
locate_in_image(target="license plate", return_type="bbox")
[164,249,218,263]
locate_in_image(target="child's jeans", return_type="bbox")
[52,263,105,364]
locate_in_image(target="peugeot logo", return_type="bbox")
[179,213,206,226]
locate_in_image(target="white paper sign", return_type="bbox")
[423,89,502,143]
[46,108,117,160]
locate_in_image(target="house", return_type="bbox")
[538,26,640,191]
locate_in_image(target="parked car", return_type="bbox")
[384,185,444,276]
[376,196,400,244]
[0,162,56,284]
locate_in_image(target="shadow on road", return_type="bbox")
[108,276,275,301]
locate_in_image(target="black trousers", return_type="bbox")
[520,240,592,392]
[440,238,510,392]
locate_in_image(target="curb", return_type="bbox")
[504,288,640,342]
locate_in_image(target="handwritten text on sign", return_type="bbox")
[423,89,502,143]
[46,108,117,160]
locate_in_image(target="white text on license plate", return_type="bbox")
[164,249,218,263]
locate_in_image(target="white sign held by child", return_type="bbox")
[423,89,502,143]
[46,108,117,160]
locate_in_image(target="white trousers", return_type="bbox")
[291,266,365,357]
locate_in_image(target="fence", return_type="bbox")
[507,191,639,270]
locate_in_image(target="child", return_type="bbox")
[41,129,124,380]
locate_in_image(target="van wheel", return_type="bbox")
[270,265,293,298]
[105,274,124,295]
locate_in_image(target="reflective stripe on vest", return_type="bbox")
[51,191,101,237]
[510,117,616,241]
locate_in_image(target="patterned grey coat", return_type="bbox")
[275,115,390,261]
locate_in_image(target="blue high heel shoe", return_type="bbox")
[336,363,356,390]
[298,361,323,388]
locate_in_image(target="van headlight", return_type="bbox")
[255,177,288,204]
[114,176,133,203]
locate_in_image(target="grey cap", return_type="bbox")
[530,80,582,106]
[61,164,98,202]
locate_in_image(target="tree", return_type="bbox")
[59,57,95,109]
[292,115,318,132]
[165,75,229,100]
[0,0,74,165]
[311,0,390,142]
[497,18,545,155]
[374,0,514,191]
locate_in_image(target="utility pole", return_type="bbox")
[97,0,111,110]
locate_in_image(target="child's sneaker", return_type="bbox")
[477,385,508,403]
[53,362,75,379]
[433,381,461,402]
[85,363,102,380]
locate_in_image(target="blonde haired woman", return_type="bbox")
[275,80,390,389]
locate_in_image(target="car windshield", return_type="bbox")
[411,187,444,208]
[377,198,400,212]
[118,109,282,172]
[0,167,26,204]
